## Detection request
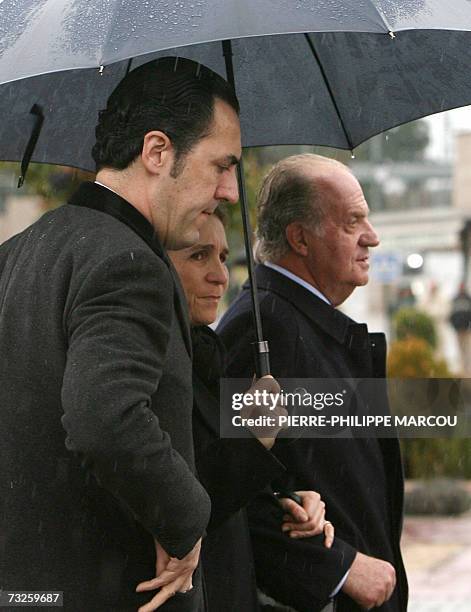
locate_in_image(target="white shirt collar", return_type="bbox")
[264,262,331,305]
[94,180,120,197]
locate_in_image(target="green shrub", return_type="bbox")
[388,335,466,482]
[401,438,471,480]
[393,307,437,349]
[405,478,471,515]
[387,337,450,378]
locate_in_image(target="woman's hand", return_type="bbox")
[278,490,334,548]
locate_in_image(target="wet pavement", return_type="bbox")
[401,512,471,610]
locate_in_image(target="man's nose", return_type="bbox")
[216,167,239,204]
[360,221,380,248]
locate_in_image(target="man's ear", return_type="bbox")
[141,130,174,175]
[285,222,310,257]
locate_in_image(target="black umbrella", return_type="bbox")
[3,0,471,374]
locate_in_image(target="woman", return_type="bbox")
[169,209,333,611]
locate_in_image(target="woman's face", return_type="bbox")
[169,215,229,326]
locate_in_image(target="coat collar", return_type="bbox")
[250,264,388,379]
[253,264,353,345]
[68,181,192,357]
[68,181,165,257]
[252,264,388,376]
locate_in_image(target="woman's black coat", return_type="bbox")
[191,327,285,612]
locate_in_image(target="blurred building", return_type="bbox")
[0,170,43,244]
[453,133,471,213]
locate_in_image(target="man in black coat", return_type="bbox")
[218,154,408,611]
[0,57,241,611]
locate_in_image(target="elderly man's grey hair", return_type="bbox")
[256,153,347,263]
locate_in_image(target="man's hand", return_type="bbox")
[342,551,396,609]
[136,538,201,611]
[241,375,287,449]
[278,491,334,547]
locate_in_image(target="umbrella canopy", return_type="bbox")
[3,0,470,85]
[2,1,471,170]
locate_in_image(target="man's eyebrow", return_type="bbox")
[221,154,239,166]
[348,207,369,217]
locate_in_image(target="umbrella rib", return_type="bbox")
[367,0,394,33]
[303,33,354,151]
[125,58,133,76]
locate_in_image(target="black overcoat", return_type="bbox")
[0,183,210,611]
[218,264,408,612]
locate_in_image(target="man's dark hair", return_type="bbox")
[92,56,239,173]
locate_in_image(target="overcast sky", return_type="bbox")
[424,105,471,161]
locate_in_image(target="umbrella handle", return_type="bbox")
[274,491,303,506]
[252,341,271,378]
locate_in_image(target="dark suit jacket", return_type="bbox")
[0,182,210,612]
[218,264,408,612]
[191,326,285,612]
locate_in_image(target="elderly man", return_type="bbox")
[218,154,408,611]
[0,57,240,612]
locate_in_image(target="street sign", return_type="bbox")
[371,252,402,283]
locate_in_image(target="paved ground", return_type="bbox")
[401,512,471,610]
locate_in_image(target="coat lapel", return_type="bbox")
[253,264,351,345]
[68,182,192,357]
[253,264,387,379]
